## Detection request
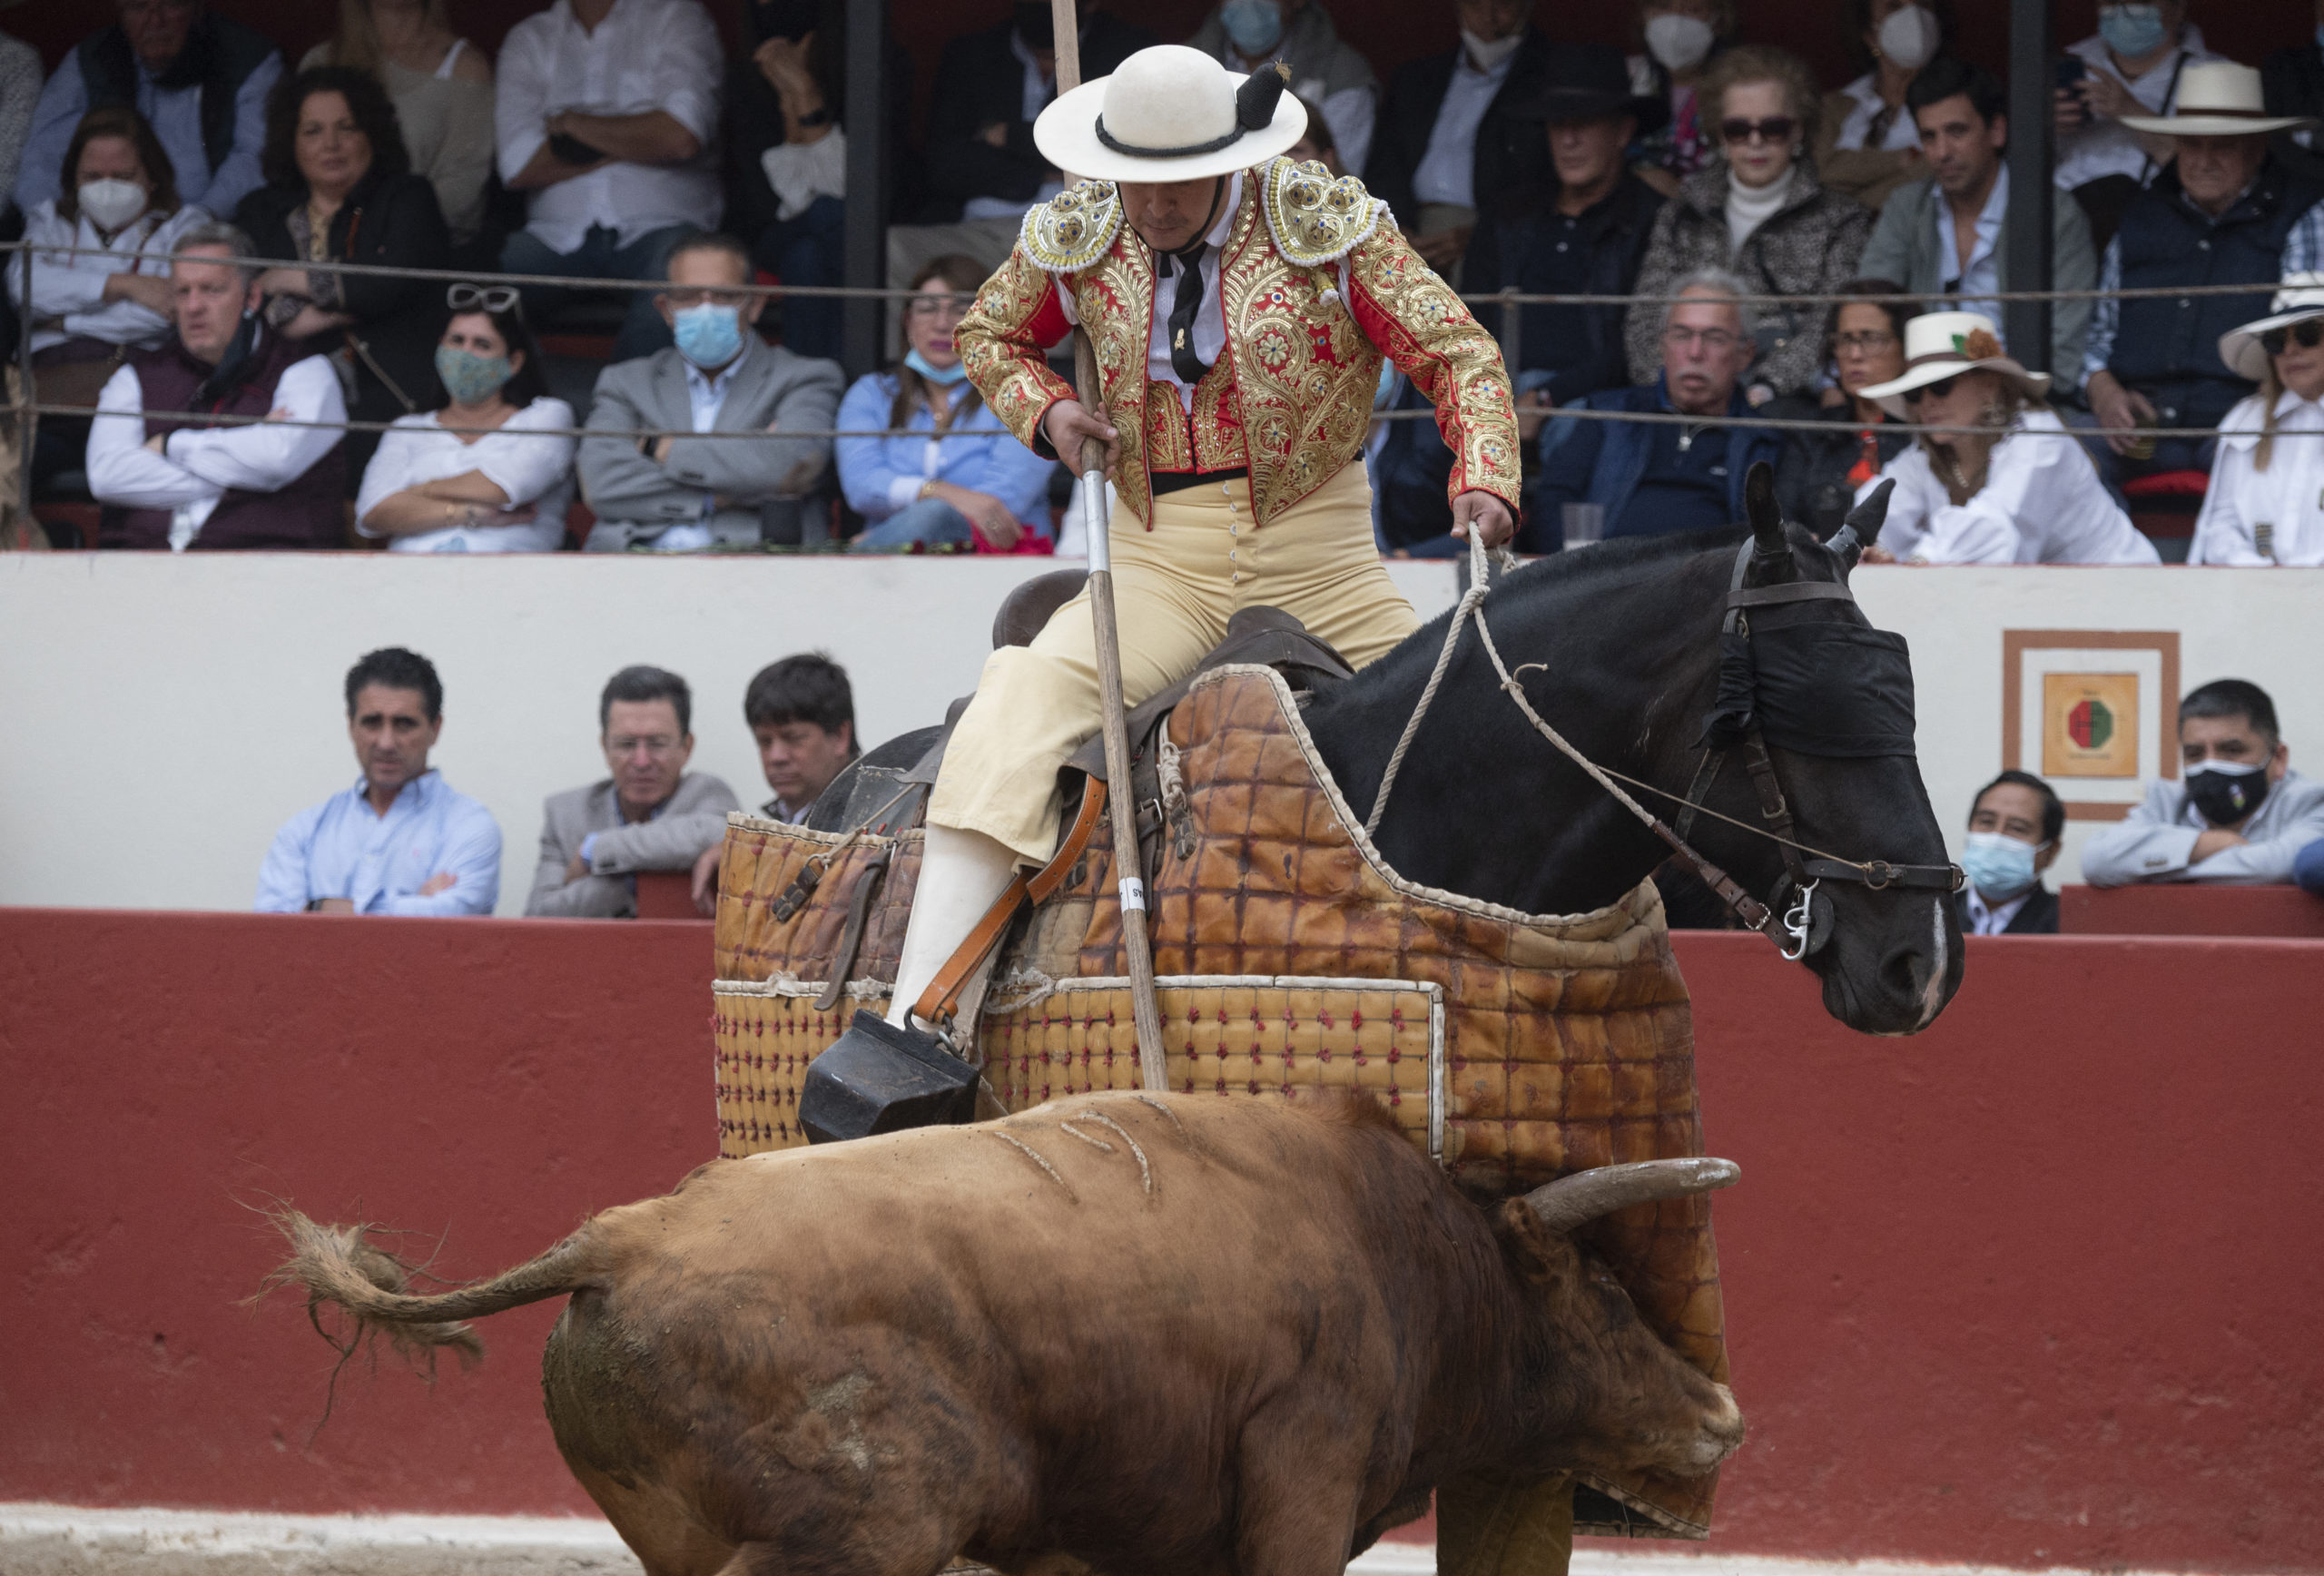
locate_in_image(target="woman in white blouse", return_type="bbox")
[7,106,212,493]
[355,285,576,552]
[1856,310,2159,565]
[2190,275,2324,566]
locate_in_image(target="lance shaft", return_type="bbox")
[1052,0,1168,1094]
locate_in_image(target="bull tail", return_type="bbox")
[263,1208,607,1368]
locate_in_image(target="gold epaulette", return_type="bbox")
[1259,156,1387,267]
[1019,181,1123,274]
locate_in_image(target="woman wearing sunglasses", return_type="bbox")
[352,284,576,552]
[1622,44,1872,403]
[1853,310,2157,564]
[2189,275,2324,566]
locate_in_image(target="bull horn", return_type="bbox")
[1744,462,1785,559]
[1521,1157,1741,1237]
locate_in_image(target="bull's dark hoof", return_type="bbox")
[800,1011,982,1143]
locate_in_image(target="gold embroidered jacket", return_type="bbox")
[955,159,1521,527]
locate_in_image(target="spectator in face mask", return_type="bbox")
[1814,0,1950,213]
[2052,0,2223,248]
[1955,770,2062,935]
[1627,0,1736,194]
[576,231,842,552]
[2083,678,2324,888]
[1364,0,1552,282]
[1188,0,1378,176]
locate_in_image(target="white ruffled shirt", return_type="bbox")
[1856,408,2161,565]
[2189,389,2324,566]
[355,397,578,553]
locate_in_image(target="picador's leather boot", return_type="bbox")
[799,826,1016,1144]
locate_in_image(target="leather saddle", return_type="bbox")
[803,568,1355,883]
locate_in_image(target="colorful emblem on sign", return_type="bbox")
[2042,672,2140,778]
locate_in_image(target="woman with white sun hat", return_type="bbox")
[1854,310,2158,565]
[874,44,1521,1045]
[2190,273,2324,566]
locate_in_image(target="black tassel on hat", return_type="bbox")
[1236,62,1291,132]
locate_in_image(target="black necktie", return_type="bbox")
[1166,243,1211,385]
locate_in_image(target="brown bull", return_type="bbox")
[270,1091,1743,1576]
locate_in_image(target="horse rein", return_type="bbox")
[1375,535,1960,959]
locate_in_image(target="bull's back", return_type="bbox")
[551,1092,1475,1558]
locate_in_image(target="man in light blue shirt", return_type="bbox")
[15,1,281,221]
[255,648,503,916]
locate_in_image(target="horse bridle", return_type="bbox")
[1661,538,1963,958]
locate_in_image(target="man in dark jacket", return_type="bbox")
[2079,63,2324,490]
[1465,45,1668,410]
[1955,771,2063,936]
[15,0,281,219]
[922,3,1151,222]
[2263,23,2324,186]
[1536,271,1781,547]
[1364,0,1552,278]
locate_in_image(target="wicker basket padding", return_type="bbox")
[712,981,891,1158]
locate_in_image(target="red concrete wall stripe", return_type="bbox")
[1,911,2318,1570]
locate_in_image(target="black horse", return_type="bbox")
[815,481,1963,1039]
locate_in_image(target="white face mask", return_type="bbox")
[1645,12,1716,73]
[1876,4,1942,71]
[77,178,150,232]
[1462,29,1524,74]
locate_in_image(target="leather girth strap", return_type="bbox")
[911,778,1110,1027]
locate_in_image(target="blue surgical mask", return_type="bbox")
[434,343,513,404]
[673,302,745,369]
[2097,4,2168,60]
[905,348,970,385]
[1959,831,2042,901]
[1219,0,1285,58]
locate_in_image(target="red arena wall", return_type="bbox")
[2,911,2319,1571]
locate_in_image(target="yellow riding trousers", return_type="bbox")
[931,460,1422,864]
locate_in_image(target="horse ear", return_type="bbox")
[1843,478,1894,552]
[1745,461,1784,558]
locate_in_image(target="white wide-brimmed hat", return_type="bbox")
[1857,311,2051,419]
[2119,61,2317,138]
[2217,272,2324,380]
[1032,44,1307,185]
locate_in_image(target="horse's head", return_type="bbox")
[1689,469,1964,1034]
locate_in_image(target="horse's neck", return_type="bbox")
[1304,558,1723,915]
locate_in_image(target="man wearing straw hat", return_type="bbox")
[2079,60,2324,492]
[875,44,1520,1037]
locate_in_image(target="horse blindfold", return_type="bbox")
[1702,623,1918,758]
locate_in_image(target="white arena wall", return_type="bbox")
[0,554,2317,914]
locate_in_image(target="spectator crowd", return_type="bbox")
[4,0,2324,566]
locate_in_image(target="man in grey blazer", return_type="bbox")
[577,232,845,552]
[1856,59,2096,390]
[527,665,743,918]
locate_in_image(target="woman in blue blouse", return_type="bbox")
[840,253,1060,552]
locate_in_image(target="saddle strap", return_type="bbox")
[813,846,892,1011]
[912,779,1110,1027]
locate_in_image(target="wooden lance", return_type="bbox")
[1049,0,1168,1094]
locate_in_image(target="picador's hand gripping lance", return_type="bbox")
[1053,0,1169,1095]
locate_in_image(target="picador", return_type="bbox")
[880,43,1522,1041]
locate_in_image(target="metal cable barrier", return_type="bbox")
[5,238,2308,539]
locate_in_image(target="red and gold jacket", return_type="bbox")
[955,158,1521,528]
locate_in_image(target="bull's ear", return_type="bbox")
[1745,463,1785,559]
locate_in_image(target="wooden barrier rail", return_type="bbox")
[1,910,2318,1571]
